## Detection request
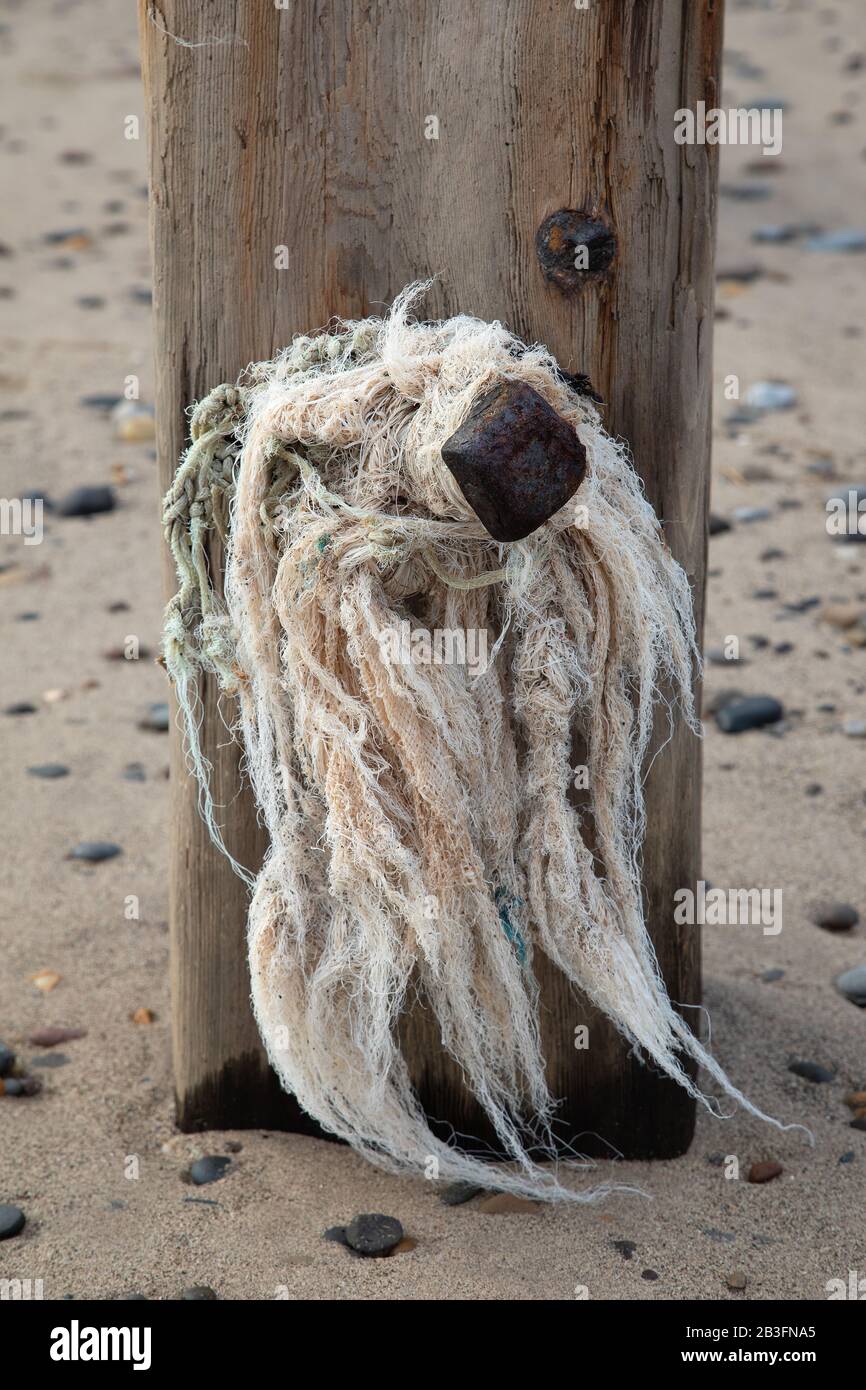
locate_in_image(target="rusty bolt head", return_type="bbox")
[535,210,617,293]
[440,379,587,543]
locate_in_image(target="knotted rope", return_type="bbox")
[162,284,797,1200]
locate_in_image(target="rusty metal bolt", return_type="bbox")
[535,210,617,293]
[440,379,587,543]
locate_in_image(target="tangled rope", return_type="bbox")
[163,284,797,1200]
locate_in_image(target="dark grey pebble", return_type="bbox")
[57,485,115,518]
[0,1205,25,1240]
[130,287,153,304]
[182,1286,218,1300]
[77,296,105,309]
[28,763,70,779]
[734,506,771,523]
[835,965,866,1007]
[752,588,778,600]
[805,784,822,796]
[788,1059,835,1084]
[80,393,122,413]
[44,227,88,243]
[641,1269,659,1281]
[761,968,785,983]
[189,1155,231,1186]
[16,612,40,622]
[806,230,866,253]
[5,702,36,716]
[31,1053,69,1069]
[3,1079,25,1096]
[139,702,169,733]
[851,1117,866,1132]
[720,183,773,201]
[122,762,146,782]
[810,902,859,932]
[839,1151,856,1164]
[68,841,122,863]
[0,1043,15,1077]
[323,1225,350,1245]
[439,1181,483,1207]
[716,696,783,733]
[774,642,794,655]
[760,548,786,562]
[783,596,820,613]
[344,1213,403,1257]
[612,1239,636,1260]
[709,513,732,536]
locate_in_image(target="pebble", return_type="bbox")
[57,485,116,518]
[612,1239,636,1260]
[844,1091,866,1110]
[804,783,822,796]
[182,1286,218,1300]
[809,901,859,932]
[761,968,784,983]
[5,702,37,716]
[122,762,146,782]
[139,702,170,733]
[748,1161,783,1184]
[835,965,866,1007]
[27,763,70,779]
[439,1181,482,1206]
[806,229,866,253]
[851,1116,866,1132]
[0,1043,15,1077]
[189,1155,232,1186]
[344,1212,404,1256]
[843,720,866,738]
[709,513,732,535]
[641,1269,659,1281]
[788,1059,835,1084]
[733,506,772,523]
[131,1007,156,1025]
[725,1271,747,1291]
[715,695,784,733]
[476,1193,540,1215]
[67,841,122,863]
[112,400,155,443]
[839,1151,856,1164]
[80,393,123,413]
[29,1026,87,1047]
[744,381,798,412]
[31,1053,68,1069]
[821,603,866,629]
[0,1205,26,1240]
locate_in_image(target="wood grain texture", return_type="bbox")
[139,0,722,1152]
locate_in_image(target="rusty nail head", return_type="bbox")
[535,209,617,293]
[440,379,587,543]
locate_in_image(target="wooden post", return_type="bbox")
[140,0,722,1153]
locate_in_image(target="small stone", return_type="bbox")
[112,400,156,443]
[57,485,115,518]
[0,1043,15,1077]
[709,513,732,536]
[0,1205,26,1240]
[809,901,859,932]
[850,1116,866,1132]
[131,1007,156,1025]
[748,1161,783,1184]
[612,1239,636,1260]
[27,763,70,779]
[138,702,169,733]
[835,965,866,1007]
[788,1059,835,1084]
[805,784,822,797]
[344,1213,404,1256]
[641,1269,659,1281]
[806,229,866,253]
[182,1286,218,1300]
[733,505,772,523]
[67,841,122,863]
[30,970,61,992]
[31,1053,68,1069]
[725,1271,747,1291]
[29,1026,87,1047]
[5,702,36,716]
[439,1181,482,1206]
[744,381,798,412]
[2,1078,24,1096]
[80,393,123,413]
[761,968,784,983]
[715,696,783,734]
[104,644,153,661]
[476,1193,541,1215]
[843,720,866,738]
[821,603,866,630]
[839,1151,856,1164]
[122,762,146,782]
[189,1155,232,1186]
[844,1091,866,1110]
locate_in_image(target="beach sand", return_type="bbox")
[1,0,864,1300]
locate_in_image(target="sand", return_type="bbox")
[0,0,864,1300]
